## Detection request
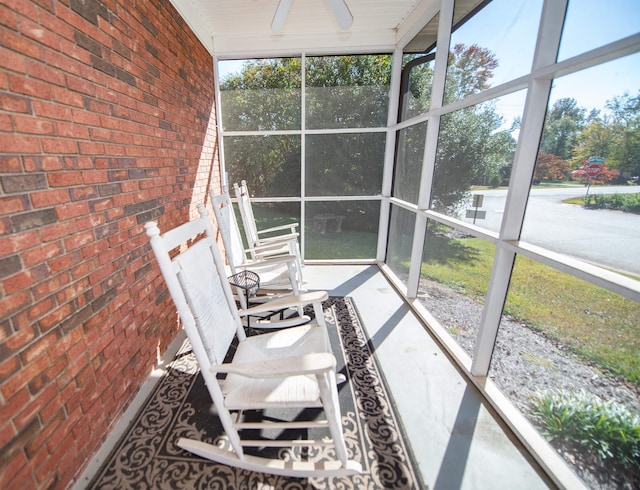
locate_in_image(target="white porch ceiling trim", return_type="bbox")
[168,0,440,58]
[211,29,400,58]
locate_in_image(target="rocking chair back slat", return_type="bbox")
[210,190,247,271]
[175,240,238,364]
[233,180,259,247]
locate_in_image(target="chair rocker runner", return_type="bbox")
[211,190,307,328]
[233,180,302,271]
[144,210,361,477]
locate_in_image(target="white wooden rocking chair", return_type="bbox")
[144,210,361,477]
[210,191,309,326]
[211,189,302,292]
[233,180,302,270]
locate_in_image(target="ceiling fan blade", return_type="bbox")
[271,0,292,32]
[326,0,353,29]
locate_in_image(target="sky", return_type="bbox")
[218,59,245,81]
[218,0,640,126]
[453,0,640,117]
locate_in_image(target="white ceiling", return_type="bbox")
[169,0,445,58]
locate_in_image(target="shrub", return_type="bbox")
[530,389,640,468]
[585,192,640,214]
[489,174,502,188]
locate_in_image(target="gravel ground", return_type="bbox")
[418,278,639,489]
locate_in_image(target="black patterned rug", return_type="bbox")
[88,297,423,489]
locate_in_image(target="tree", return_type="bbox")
[482,130,517,185]
[304,55,391,200]
[306,55,391,128]
[220,46,513,215]
[220,56,391,198]
[223,135,301,197]
[432,101,514,212]
[401,55,434,119]
[569,118,615,169]
[431,44,515,211]
[220,58,302,131]
[540,98,586,160]
[533,152,570,183]
[606,91,640,177]
[445,43,498,101]
[220,59,303,197]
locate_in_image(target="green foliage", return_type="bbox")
[394,121,428,203]
[306,55,392,129]
[530,389,640,468]
[401,55,434,119]
[219,47,515,215]
[432,101,514,212]
[570,120,616,168]
[305,133,385,197]
[445,43,498,101]
[225,135,301,197]
[220,55,391,198]
[429,44,517,211]
[540,98,587,160]
[606,91,640,177]
[568,90,640,176]
[585,192,640,214]
[220,58,302,132]
[488,174,502,188]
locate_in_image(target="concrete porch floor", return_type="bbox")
[302,265,552,489]
[76,264,556,489]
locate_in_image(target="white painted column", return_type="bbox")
[406,0,454,298]
[471,0,569,376]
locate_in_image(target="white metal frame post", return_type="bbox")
[471,0,569,377]
[405,0,454,299]
[377,47,404,263]
[300,53,307,261]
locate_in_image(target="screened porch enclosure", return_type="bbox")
[212,0,640,487]
[219,54,389,261]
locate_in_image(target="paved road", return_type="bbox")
[462,186,640,276]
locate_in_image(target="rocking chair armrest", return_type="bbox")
[236,255,297,271]
[238,290,328,316]
[245,239,297,255]
[210,352,336,378]
[257,223,299,235]
[255,232,299,244]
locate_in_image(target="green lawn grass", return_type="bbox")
[422,236,640,384]
[250,205,378,260]
[304,229,377,259]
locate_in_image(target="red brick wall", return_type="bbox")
[0,0,219,487]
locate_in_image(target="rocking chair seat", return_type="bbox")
[222,325,329,409]
[234,255,297,291]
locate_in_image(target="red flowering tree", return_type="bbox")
[533,151,570,183]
